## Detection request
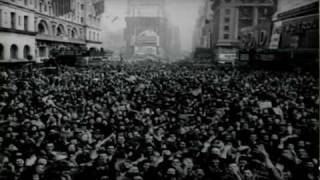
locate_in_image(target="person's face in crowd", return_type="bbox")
[167,168,176,177]
[194,168,205,179]
[172,158,181,167]
[133,131,140,138]
[89,119,95,125]
[242,123,249,130]
[243,169,254,180]
[271,134,279,141]
[310,118,318,128]
[281,149,294,160]
[15,158,24,168]
[46,143,54,152]
[286,143,295,151]
[117,136,125,144]
[282,170,292,180]
[179,141,186,149]
[81,134,89,142]
[35,163,46,174]
[229,163,239,173]
[250,134,257,142]
[145,135,153,144]
[146,146,153,155]
[99,153,108,164]
[161,143,167,150]
[142,162,151,171]
[70,139,78,145]
[297,148,309,159]
[210,158,220,167]
[67,144,76,153]
[106,145,115,155]
[297,140,305,148]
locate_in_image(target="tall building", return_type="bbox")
[211,0,275,62]
[124,0,169,59]
[166,23,181,60]
[193,0,214,49]
[0,0,103,62]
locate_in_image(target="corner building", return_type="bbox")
[211,0,275,62]
[0,0,103,62]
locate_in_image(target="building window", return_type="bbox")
[39,3,42,12]
[0,44,4,60]
[224,17,230,23]
[223,34,229,39]
[39,47,46,57]
[23,45,31,59]
[38,21,48,34]
[225,9,231,15]
[224,25,229,31]
[10,44,18,59]
[24,16,28,31]
[0,9,2,27]
[81,4,84,10]
[81,17,84,23]
[225,0,231,3]
[49,6,52,15]
[57,25,65,36]
[44,5,47,12]
[10,12,16,29]
[18,16,21,26]
[24,0,28,5]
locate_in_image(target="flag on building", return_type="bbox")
[93,0,105,15]
[52,0,73,16]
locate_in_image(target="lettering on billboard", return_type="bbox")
[239,24,271,49]
[135,46,157,55]
[136,30,159,46]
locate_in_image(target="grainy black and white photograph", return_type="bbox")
[0,0,319,180]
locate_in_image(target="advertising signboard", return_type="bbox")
[239,23,272,49]
[135,46,157,55]
[269,21,282,49]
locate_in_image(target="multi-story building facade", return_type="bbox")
[0,0,103,62]
[124,0,180,60]
[211,0,275,62]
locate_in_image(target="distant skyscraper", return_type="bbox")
[124,0,171,59]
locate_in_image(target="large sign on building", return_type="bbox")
[134,30,159,56]
[239,23,272,49]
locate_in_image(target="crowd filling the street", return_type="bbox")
[0,61,318,180]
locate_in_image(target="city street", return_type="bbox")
[0,0,319,180]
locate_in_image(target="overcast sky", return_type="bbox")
[102,0,204,52]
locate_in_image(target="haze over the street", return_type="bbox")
[102,0,204,53]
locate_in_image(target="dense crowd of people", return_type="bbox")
[0,61,318,180]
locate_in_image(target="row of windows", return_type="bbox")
[223,8,231,40]
[0,44,31,60]
[89,31,100,41]
[7,12,29,31]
